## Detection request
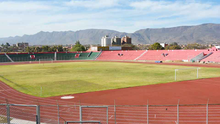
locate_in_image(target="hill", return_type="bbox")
[0,23,220,45]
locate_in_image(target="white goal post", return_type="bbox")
[175,67,201,81]
[39,58,54,64]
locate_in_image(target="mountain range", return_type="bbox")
[0,23,220,45]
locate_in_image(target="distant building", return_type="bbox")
[160,43,168,48]
[121,35,132,45]
[111,36,121,46]
[101,35,111,47]
[16,42,29,48]
[215,45,220,50]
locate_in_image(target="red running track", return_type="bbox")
[1,77,220,124]
[1,61,220,123]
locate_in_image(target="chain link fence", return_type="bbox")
[1,101,220,124]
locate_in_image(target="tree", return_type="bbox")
[149,42,163,50]
[6,42,10,47]
[72,41,86,51]
[184,43,208,49]
[49,46,57,52]
[35,47,41,52]
[57,45,64,52]
[42,45,49,52]
[165,42,181,50]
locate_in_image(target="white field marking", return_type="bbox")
[61,96,75,99]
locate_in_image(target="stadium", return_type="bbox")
[1,47,220,124]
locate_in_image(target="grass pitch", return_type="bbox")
[0,61,220,97]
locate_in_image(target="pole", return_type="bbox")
[147,100,149,124]
[79,106,82,121]
[106,107,109,124]
[206,99,209,124]
[36,105,40,124]
[114,100,116,124]
[175,69,177,81]
[177,100,180,124]
[40,87,42,97]
[7,105,10,124]
[197,68,199,78]
[5,99,10,124]
[57,101,60,124]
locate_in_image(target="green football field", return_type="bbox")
[0,61,220,97]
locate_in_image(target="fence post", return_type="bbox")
[57,101,60,124]
[107,107,109,124]
[206,99,209,124]
[5,99,10,124]
[114,100,116,124]
[147,100,149,124]
[36,105,40,124]
[177,100,180,124]
[6,104,10,124]
[79,101,82,121]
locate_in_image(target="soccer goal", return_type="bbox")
[175,67,201,81]
[39,58,54,64]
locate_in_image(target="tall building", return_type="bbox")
[16,42,29,48]
[111,36,121,46]
[121,36,132,45]
[101,35,111,47]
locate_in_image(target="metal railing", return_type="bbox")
[1,100,219,124]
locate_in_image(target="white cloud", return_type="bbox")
[0,1,54,12]
[0,0,219,38]
[65,0,119,9]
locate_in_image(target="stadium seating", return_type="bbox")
[137,50,208,61]
[57,52,100,60]
[0,54,11,62]
[7,53,34,62]
[2,49,220,63]
[97,50,146,60]
[201,51,220,63]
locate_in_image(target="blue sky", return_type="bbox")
[0,0,219,37]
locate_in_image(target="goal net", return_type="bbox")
[175,67,201,81]
[39,58,54,64]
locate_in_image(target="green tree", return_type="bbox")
[165,42,181,50]
[149,42,163,50]
[42,45,50,52]
[57,45,64,52]
[49,46,57,52]
[72,41,86,51]
[6,42,10,46]
[35,47,41,52]
[184,43,208,49]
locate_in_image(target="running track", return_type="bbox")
[1,61,220,124]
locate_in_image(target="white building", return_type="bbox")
[215,45,220,50]
[101,35,111,47]
[160,43,168,48]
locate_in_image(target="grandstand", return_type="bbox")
[97,50,146,60]
[137,50,209,62]
[1,48,220,63]
[0,52,100,63]
[0,54,11,62]
[202,51,220,63]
